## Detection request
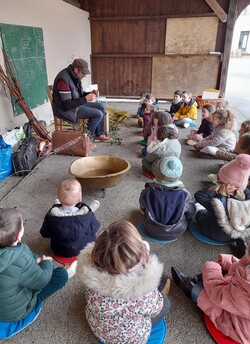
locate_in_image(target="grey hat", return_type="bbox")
[154,156,183,187]
[72,58,91,74]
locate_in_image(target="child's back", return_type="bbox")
[0,208,68,325]
[77,220,170,344]
[140,157,195,240]
[40,179,100,258]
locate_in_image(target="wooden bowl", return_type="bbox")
[69,155,131,189]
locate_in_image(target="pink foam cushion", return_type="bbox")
[204,314,239,344]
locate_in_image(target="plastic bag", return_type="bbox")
[3,127,25,152]
[0,137,13,182]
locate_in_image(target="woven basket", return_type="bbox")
[196,95,224,108]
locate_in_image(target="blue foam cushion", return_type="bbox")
[98,319,167,344]
[189,221,229,246]
[138,222,177,243]
[0,303,42,339]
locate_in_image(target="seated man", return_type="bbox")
[52,58,111,142]
[173,90,197,128]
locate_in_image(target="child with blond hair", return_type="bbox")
[77,220,170,344]
[206,120,250,160]
[216,99,229,110]
[40,179,100,259]
[193,154,250,243]
[194,109,236,157]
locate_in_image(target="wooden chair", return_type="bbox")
[46,85,109,134]
[46,85,86,131]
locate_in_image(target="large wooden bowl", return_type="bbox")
[69,156,131,189]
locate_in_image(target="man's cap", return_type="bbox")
[72,59,91,74]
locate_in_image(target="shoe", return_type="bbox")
[198,152,215,159]
[140,139,147,146]
[230,239,247,259]
[66,261,77,279]
[190,122,197,127]
[161,278,171,296]
[89,199,100,212]
[171,267,196,298]
[183,123,190,128]
[94,135,112,142]
[187,139,197,146]
[90,142,97,149]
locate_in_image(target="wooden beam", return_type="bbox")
[219,0,238,94]
[205,0,227,22]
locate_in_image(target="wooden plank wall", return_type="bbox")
[80,0,229,98]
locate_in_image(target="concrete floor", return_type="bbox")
[0,57,249,344]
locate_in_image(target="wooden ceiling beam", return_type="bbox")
[205,0,227,22]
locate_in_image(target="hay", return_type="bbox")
[106,107,131,123]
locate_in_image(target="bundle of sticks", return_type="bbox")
[0,49,51,141]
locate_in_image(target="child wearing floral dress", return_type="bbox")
[77,220,170,344]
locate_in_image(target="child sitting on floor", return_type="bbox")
[140,156,195,241]
[206,120,250,161]
[167,90,183,117]
[173,90,198,128]
[194,109,236,158]
[76,220,170,344]
[142,124,181,177]
[0,208,69,337]
[193,154,250,243]
[141,110,173,152]
[171,240,250,344]
[137,92,159,127]
[187,104,214,145]
[40,179,100,260]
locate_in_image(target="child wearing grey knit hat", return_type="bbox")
[139,156,196,241]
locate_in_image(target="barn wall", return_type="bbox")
[81,0,230,98]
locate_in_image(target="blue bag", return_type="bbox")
[0,137,13,182]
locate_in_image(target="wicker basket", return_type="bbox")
[196,95,224,108]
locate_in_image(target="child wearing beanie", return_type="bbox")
[193,154,250,243]
[139,156,196,241]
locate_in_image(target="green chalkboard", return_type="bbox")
[0,23,48,116]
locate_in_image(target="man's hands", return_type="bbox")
[86,93,97,102]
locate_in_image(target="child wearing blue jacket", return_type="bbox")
[140,156,195,241]
[40,179,100,258]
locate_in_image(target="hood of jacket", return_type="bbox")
[0,244,22,273]
[141,183,188,225]
[212,198,250,240]
[77,242,163,299]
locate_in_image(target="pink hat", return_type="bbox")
[218,154,250,190]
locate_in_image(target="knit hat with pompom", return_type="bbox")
[218,154,250,190]
[154,156,183,187]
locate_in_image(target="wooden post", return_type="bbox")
[219,0,239,95]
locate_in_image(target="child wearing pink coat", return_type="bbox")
[171,241,250,344]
